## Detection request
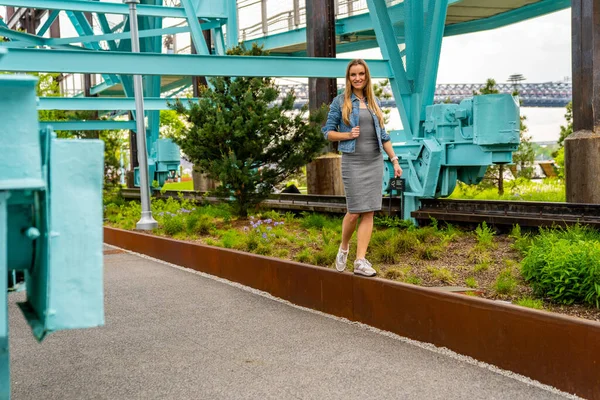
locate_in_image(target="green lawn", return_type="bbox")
[161,180,194,191]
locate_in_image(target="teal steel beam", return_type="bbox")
[161,76,192,93]
[420,0,448,120]
[405,0,423,82]
[213,27,226,55]
[36,9,60,36]
[41,120,136,130]
[0,16,7,28]
[0,48,394,78]
[38,97,199,111]
[89,81,116,96]
[226,0,238,48]
[0,0,227,19]
[0,27,46,46]
[47,25,191,46]
[111,19,127,33]
[181,0,210,55]
[444,0,571,37]
[0,27,88,51]
[405,0,424,137]
[96,12,120,51]
[65,11,119,86]
[367,0,412,136]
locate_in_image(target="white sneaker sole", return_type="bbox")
[354,269,376,277]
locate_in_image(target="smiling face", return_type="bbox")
[348,64,367,92]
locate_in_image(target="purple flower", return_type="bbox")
[279,222,284,226]
[250,216,255,220]
[262,233,267,239]
[265,219,272,224]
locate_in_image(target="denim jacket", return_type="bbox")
[321,93,391,153]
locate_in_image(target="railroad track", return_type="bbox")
[120,189,600,227]
[413,198,600,228]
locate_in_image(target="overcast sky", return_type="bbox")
[341,8,572,84]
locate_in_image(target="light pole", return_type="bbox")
[124,0,158,230]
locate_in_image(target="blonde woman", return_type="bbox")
[322,59,402,276]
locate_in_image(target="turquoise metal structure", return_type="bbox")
[0,71,105,400]
[0,0,566,206]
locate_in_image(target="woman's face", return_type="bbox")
[348,64,366,91]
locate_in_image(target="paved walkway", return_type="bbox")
[7,246,578,400]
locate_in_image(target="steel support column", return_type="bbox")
[367,0,412,136]
[565,0,600,203]
[0,192,9,400]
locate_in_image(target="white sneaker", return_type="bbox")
[354,259,376,277]
[335,246,349,272]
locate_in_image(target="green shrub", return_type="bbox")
[493,268,518,295]
[465,277,478,288]
[311,242,338,266]
[385,266,411,280]
[220,229,245,250]
[475,221,496,249]
[403,274,422,285]
[300,212,328,229]
[427,266,455,284]
[515,297,544,310]
[373,244,398,264]
[187,214,215,235]
[295,248,313,264]
[374,216,414,229]
[417,243,442,260]
[274,248,290,258]
[473,261,490,273]
[522,227,600,307]
[394,231,419,253]
[162,214,185,236]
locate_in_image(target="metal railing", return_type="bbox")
[240,0,403,41]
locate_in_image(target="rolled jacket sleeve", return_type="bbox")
[376,97,391,143]
[321,96,341,140]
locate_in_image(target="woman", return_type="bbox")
[322,59,402,277]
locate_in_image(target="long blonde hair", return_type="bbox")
[342,59,385,128]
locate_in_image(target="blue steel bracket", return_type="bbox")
[0,70,105,399]
[383,93,520,220]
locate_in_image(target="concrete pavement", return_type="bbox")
[7,246,579,400]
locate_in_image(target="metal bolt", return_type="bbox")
[24,227,40,240]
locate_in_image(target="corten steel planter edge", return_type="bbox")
[104,227,600,400]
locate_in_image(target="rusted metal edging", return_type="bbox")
[104,227,600,399]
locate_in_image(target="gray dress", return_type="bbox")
[342,108,383,213]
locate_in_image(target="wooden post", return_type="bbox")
[306,0,342,195]
[565,0,600,203]
[306,154,345,196]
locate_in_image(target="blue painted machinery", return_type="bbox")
[384,94,521,219]
[133,138,181,188]
[0,74,105,399]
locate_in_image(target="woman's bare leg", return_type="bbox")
[340,212,360,250]
[356,212,374,259]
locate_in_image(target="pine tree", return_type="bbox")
[172,44,327,217]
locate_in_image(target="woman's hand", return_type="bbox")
[350,126,360,139]
[393,162,402,178]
